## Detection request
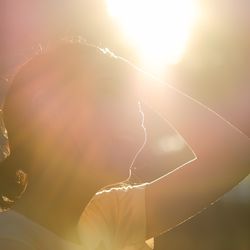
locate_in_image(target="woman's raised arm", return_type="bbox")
[134,71,250,238]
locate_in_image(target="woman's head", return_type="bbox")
[0,41,146,208]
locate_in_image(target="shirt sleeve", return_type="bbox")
[78,183,154,250]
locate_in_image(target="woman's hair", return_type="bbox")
[0,40,133,209]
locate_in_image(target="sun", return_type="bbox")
[106,0,199,74]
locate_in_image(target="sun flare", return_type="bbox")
[107,0,199,74]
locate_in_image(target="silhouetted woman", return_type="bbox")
[0,41,249,250]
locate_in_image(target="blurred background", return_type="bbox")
[0,0,249,249]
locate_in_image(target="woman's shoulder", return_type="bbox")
[0,238,35,250]
[0,210,82,250]
[0,210,37,248]
[0,210,31,235]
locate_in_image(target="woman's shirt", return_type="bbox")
[78,183,154,250]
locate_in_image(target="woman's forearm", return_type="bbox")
[134,70,250,237]
[136,71,250,170]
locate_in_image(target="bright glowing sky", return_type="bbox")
[106,0,199,75]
